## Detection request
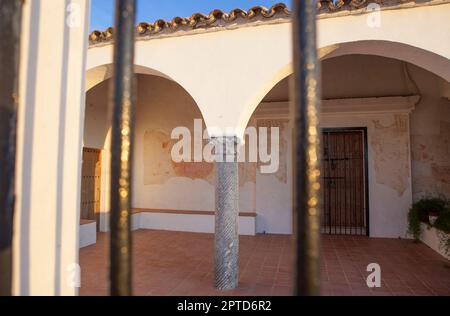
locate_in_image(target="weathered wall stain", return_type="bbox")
[411,120,450,197]
[144,129,215,185]
[143,130,177,185]
[256,119,289,184]
[239,162,256,186]
[411,122,449,164]
[142,118,290,187]
[172,161,215,181]
[371,115,410,196]
[431,164,450,184]
[143,129,256,187]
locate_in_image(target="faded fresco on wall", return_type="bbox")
[411,120,450,198]
[371,115,410,196]
[143,129,215,185]
[144,130,177,185]
[143,128,257,187]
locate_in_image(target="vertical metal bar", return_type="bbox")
[353,132,361,235]
[336,137,339,234]
[327,133,331,235]
[332,136,336,235]
[349,132,358,235]
[292,0,321,296]
[322,133,326,234]
[341,136,344,234]
[343,134,347,235]
[333,136,336,235]
[360,133,364,236]
[0,0,23,296]
[363,129,370,236]
[354,133,358,235]
[110,0,136,296]
[335,136,339,235]
[358,132,362,235]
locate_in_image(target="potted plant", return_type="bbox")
[429,211,439,225]
[434,209,450,256]
[408,197,448,240]
[408,197,450,259]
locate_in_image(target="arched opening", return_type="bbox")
[243,76,293,235]
[79,71,218,294]
[239,40,450,135]
[245,52,450,238]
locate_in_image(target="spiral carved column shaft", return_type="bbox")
[213,136,240,290]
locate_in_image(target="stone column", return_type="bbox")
[213,136,239,290]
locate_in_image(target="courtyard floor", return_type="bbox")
[80,230,450,296]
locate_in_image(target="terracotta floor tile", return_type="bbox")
[80,230,450,296]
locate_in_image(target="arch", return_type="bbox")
[239,40,450,132]
[322,41,450,82]
[84,70,209,149]
[87,1,450,138]
[85,61,210,138]
[86,44,209,125]
[86,64,174,92]
[83,72,212,232]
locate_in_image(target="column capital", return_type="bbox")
[209,136,241,162]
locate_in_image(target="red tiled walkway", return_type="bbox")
[80,230,450,296]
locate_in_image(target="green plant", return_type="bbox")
[435,210,450,256]
[408,204,422,241]
[407,197,449,241]
[435,210,450,233]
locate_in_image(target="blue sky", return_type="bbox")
[90,0,292,30]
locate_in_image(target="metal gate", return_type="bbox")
[321,128,369,236]
[80,148,102,231]
[0,0,321,296]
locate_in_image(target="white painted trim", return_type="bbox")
[136,212,256,236]
[256,95,419,119]
[253,101,290,119]
[322,96,420,115]
[99,212,256,236]
[79,222,96,249]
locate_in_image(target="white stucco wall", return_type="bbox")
[14,0,91,296]
[84,57,449,239]
[254,117,293,235]
[409,71,450,201]
[250,54,449,237]
[250,98,415,238]
[84,82,109,149]
[11,0,449,298]
[87,3,450,137]
[84,4,450,238]
[85,75,258,233]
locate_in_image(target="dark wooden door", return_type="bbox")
[322,129,368,235]
[80,148,101,231]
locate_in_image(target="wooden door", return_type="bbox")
[321,129,368,235]
[80,148,101,230]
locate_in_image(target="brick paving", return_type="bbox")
[80,230,450,296]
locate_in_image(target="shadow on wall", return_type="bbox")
[17,0,41,296]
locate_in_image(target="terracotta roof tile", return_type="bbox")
[88,1,437,45]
